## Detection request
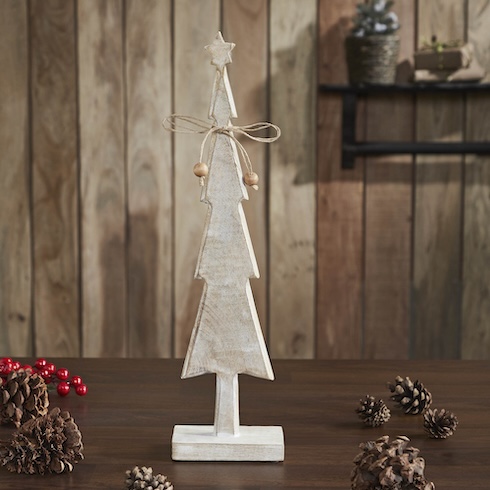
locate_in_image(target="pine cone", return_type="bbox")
[0,369,49,427]
[356,395,391,427]
[0,407,83,474]
[423,408,458,439]
[351,435,435,490]
[125,466,173,490]
[388,376,432,415]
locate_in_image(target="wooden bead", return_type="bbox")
[244,172,259,186]
[193,162,209,178]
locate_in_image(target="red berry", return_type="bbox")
[71,375,83,386]
[35,358,47,369]
[75,384,88,396]
[11,361,21,371]
[21,365,32,372]
[45,363,56,374]
[56,368,70,380]
[57,381,70,397]
[1,357,12,365]
[39,369,52,383]
[0,362,12,375]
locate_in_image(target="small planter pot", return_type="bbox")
[345,34,400,84]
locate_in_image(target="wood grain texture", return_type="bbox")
[222,0,268,340]
[78,0,126,357]
[181,51,275,439]
[269,0,317,358]
[3,2,490,361]
[173,0,220,357]
[363,0,415,359]
[30,0,79,356]
[412,0,465,359]
[172,423,284,461]
[125,0,173,357]
[182,54,274,402]
[0,358,489,488]
[317,0,364,359]
[462,0,490,359]
[0,0,32,356]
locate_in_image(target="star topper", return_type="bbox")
[205,32,235,72]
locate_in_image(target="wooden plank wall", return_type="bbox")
[464,0,490,358]
[0,1,32,356]
[269,0,317,358]
[317,0,363,359]
[0,0,489,360]
[363,0,414,359]
[317,0,490,361]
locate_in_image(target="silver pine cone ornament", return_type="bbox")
[351,435,435,490]
[125,466,174,490]
[0,369,49,427]
[356,395,391,427]
[0,407,83,474]
[423,408,458,439]
[388,376,432,415]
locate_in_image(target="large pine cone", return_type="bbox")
[0,369,49,427]
[424,408,458,439]
[351,435,435,490]
[356,395,391,427]
[388,376,432,415]
[125,466,173,490]
[0,407,83,474]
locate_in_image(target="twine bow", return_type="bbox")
[162,115,281,189]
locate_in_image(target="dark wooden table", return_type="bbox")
[0,359,488,489]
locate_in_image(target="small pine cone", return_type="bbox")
[424,408,458,439]
[388,375,432,415]
[125,466,174,490]
[351,435,435,490]
[0,407,83,474]
[0,369,49,427]
[356,395,391,427]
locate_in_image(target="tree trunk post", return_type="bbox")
[214,372,239,436]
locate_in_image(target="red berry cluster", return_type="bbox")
[0,357,87,397]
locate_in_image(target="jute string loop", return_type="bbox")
[162,114,281,188]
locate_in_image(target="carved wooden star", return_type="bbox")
[205,32,235,72]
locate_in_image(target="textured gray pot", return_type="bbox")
[345,34,400,84]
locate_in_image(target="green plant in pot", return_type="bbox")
[345,0,400,84]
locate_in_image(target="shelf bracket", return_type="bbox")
[319,83,490,169]
[342,93,357,169]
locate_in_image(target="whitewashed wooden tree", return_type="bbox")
[171,32,284,462]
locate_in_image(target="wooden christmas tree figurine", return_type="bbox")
[169,32,284,462]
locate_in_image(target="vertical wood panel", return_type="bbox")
[0,0,32,356]
[3,1,490,361]
[413,0,465,359]
[317,0,363,359]
[463,0,490,359]
[269,0,317,358]
[173,0,220,356]
[125,0,173,357]
[363,0,415,359]
[30,0,79,356]
[78,0,126,357]
[222,0,268,340]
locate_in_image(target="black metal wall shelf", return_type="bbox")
[319,82,490,169]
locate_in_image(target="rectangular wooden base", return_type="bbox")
[172,425,284,461]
